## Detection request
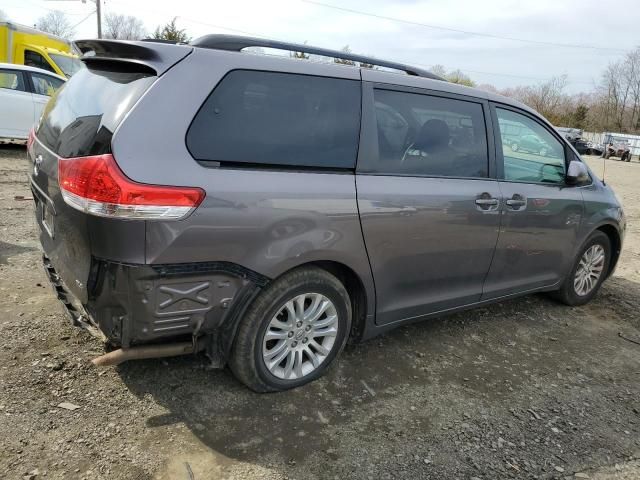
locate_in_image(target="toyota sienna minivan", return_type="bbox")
[28,36,626,391]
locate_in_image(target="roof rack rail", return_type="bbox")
[141,39,182,45]
[190,34,445,81]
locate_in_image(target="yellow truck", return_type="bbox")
[0,21,83,77]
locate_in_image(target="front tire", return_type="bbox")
[552,231,611,306]
[229,266,351,392]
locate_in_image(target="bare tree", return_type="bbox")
[334,45,355,65]
[290,41,309,60]
[594,49,640,133]
[429,64,447,78]
[103,12,146,40]
[36,11,75,39]
[624,48,640,131]
[522,76,568,119]
[447,69,475,87]
[476,83,499,94]
[429,65,475,86]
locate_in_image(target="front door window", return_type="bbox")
[496,108,565,183]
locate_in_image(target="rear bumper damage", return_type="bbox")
[42,254,269,366]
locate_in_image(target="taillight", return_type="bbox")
[27,128,35,154]
[58,154,205,220]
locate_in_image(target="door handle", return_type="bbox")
[475,198,499,207]
[475,194,499,212]
[506,195,526,210]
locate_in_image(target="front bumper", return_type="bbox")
[43,255,268,354]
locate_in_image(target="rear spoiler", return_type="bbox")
[75,39,193,75]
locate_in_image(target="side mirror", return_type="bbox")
[565,160,590,185]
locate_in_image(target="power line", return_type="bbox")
[70,9,95,29]
[97,0,599,86]
[10,1,88,16]
[299,0,629,53]
[410,61,596,85]
[107,0,259,37]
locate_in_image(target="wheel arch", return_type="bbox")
[595,223,622,278]
[305,260,369,342]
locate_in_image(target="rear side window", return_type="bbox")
[187,70,361,169]
[365,89,488,178]
[37,66,155,157]
[30,73,64,96]
[0,70,25,91]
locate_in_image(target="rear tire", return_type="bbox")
[229,266,351,392]
[551,231,611,306]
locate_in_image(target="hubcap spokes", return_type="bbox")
[574,244,605,296]
[262,293,338,380]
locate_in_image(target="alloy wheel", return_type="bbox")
[262,293,339,380]
[574,244,606,296]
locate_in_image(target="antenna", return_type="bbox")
[602,154,607,185]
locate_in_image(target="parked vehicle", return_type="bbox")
[555,126,583,142]
[28,36,626,392]
[569,138,590,155]
[585,142,604,156]
[509,133,554,156]
[0,22,83,78]
[0,63,65,143]
[602,141,631,161]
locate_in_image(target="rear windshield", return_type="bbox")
[37,66,155,158]
[49,53,85,77]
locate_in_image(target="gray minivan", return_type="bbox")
[28,36,626,391]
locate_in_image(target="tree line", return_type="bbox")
[472,48,640,135]
[31,10,188,43]
[21,9,640,134]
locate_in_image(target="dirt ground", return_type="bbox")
[1,147,639,480]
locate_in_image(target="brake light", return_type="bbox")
[58,154,205,220]
[27,128,35,154]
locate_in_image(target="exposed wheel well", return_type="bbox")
[596,224,621,278]
[307,261,368,342]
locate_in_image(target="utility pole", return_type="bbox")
[45,0,101,38]
[95,0,101,38]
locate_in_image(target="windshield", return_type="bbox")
[49,54,84,77]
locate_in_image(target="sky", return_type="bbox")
[2,0,639,92]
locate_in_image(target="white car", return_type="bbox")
[0,63,65,143]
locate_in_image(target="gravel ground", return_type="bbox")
[1,148,639,480]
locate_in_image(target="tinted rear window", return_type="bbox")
[186,70,361,169]
[37,66,155,157]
